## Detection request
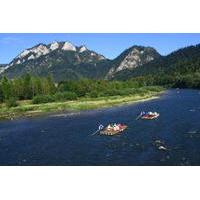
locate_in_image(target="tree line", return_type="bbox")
[0,73,163,106]
[0,74,56,103]
[132,72,200,89]
[1,71,200,106]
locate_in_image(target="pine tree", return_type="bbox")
[1,76,11,100]
[47,74,56,94]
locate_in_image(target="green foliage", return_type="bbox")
[0,74,56,103]
[0,86,4,103]
[58,79,163,99]
[1,76,12,100]
[5,97,18,108]
[54,92,78,101]
[22,73,32,99]
[87,91,99,98]
[0,73,164,107]
[32,95,55,104]
[113,44,200,83]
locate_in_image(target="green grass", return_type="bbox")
[0,87,164,120]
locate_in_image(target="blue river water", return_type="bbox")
[1,89,200,166]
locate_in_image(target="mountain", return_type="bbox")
[105,46,161,79]
[111,44,200,80]
[1,41,110,81]
[2,42,200,82]
[0,64,7,73]
[0,43,162,81]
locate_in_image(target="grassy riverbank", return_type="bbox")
[0,88,164,120]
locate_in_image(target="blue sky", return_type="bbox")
[0,33,200,64]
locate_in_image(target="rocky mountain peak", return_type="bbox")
[0,43,163,82]
[16,43,50,60]
[50,41,60,51]
[106,45,161,78]
[5,41,79,69]
[0,41,108,79]
[116,46,157,72]
[62,41,76,51]
[79,45,87,53]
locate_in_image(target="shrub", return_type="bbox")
[32,95,55,104]
[102,89,120,96]
[54,92,78,101]
[6,97,18,108]
[87,91,99,98]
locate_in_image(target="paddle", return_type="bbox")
[91,124,104,136]
[136,112,144,120]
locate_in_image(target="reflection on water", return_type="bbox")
[1,89,200,165]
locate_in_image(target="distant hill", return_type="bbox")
[105,45,161,79]
[112,44,200,80]
[1,41,110,81]
[1,42,200,82]
[0,43,161,81]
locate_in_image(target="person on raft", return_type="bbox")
[107,123,123,131]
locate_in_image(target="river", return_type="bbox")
[1,89,200,165]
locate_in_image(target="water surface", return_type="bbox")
[1,89,200,165]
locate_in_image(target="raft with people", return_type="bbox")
[136,111,160,120]
[91,111,160,137]
[100,123,128,136]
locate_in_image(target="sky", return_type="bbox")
[0,33,200,64]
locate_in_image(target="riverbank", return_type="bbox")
[0,90,164,120]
